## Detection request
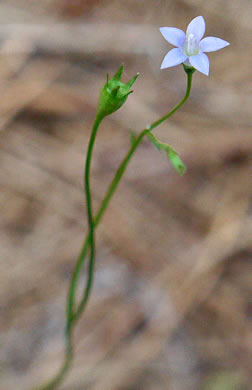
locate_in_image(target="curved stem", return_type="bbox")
[35,335,72,390]
[148,69,193,130]
[67,115,102,332]
[71,69,193,323]
[35,116,102,390]
[79,114,102,313]
[72,128,149,323]
[35,69,193,390]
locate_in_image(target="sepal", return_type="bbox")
[182,63,196,75]
[97,64,139,118]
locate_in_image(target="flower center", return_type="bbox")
[182,33,200,57]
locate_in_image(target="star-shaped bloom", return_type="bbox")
[160,16,230,76]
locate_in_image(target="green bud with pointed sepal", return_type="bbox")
[97,64,139,118]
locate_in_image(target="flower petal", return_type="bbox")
[189,53,209,75]
[200,37,230,52]
[186,16,206,41]
[161,48,188,69]
[160,27,186,47]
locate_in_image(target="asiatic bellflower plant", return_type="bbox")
[160,16,229,75]
[32,16,229,390]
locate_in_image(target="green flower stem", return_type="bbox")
[148,69,193,130]
[70,68,193,324]
[73,128,149,323]
[75,113,102,319]
[34,69,193,390]
[35,335,72,390]
[66,112,103,332]
[34,116,103,390]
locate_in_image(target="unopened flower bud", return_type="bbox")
[97,64,139,118]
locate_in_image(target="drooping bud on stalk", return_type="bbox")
[97,64,139,118]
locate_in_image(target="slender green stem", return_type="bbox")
[35,69,193,390]
[78,114,102,316]
[71,69,193,323]
[148,70,193,130]
[73,128,149,322]
[35,335,72,390]
[34,116,103,390]
[67,115,102,332]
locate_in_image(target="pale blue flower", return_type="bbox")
[160,16,230,76]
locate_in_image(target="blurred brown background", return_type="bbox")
[0,1,251,389]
